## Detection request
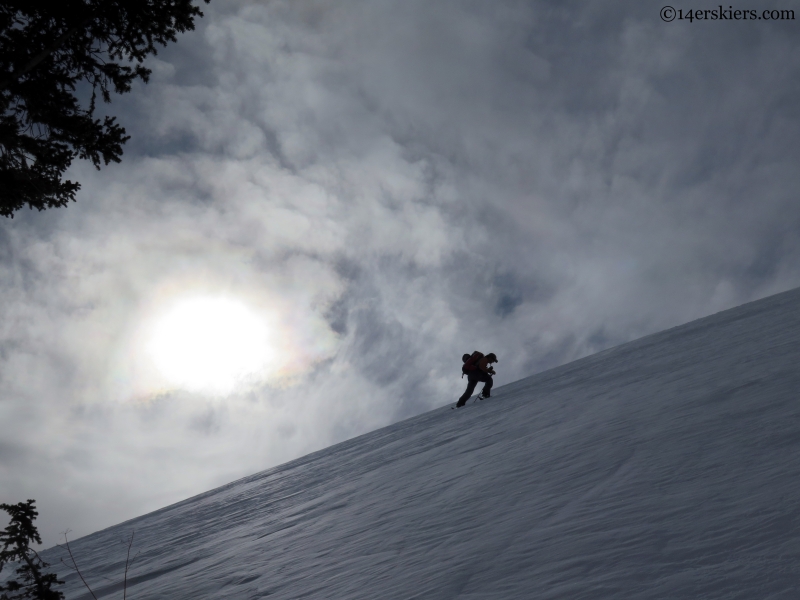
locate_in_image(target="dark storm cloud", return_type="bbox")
[3,0,800,545]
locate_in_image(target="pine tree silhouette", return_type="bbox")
[0,500,64,600]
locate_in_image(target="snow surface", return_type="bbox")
[40,288,800,599]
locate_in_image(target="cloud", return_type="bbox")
[3,0,800,545]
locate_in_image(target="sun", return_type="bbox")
[146,296,275,394]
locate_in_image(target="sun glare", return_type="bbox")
[146,297,275,394]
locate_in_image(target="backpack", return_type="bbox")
[461,351,484,377]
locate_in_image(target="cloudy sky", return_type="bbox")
[3,0,800,546]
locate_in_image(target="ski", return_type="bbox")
[451,395,484,409]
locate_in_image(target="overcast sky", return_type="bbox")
[3,0,800,547]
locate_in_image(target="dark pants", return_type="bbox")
[457,371,493,407]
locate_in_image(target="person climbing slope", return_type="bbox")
[456,351,498,408]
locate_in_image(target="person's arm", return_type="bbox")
[478,357,495,374]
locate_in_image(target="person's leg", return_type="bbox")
[480,373,493,397]
[456,376,479,407]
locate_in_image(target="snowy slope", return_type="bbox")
[42,288,800,599]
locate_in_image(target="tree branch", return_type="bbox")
[123,531,139,600]
[0,17,91,91]
[21,550,46,597]
[58,531,98,600]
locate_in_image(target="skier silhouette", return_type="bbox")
[456,352,498,408]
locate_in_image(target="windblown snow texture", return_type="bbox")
[43,288,800,599]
